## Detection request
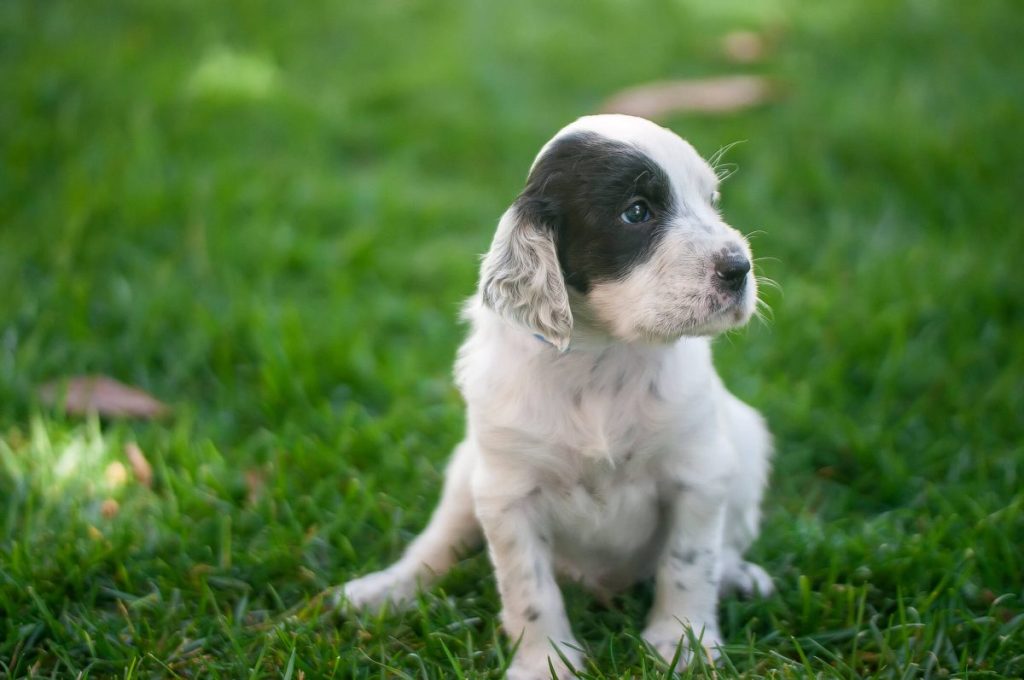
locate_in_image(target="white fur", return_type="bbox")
[341,115,773,679]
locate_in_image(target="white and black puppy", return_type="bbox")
[342,114,773,679]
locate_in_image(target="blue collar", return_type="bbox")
[533,333,569,353]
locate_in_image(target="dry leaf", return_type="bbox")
[702,645,719,680]
[38,375,169,419]
[245,468,266,506]
[600,75,772,119]
[105,461,128,488]
[857,651,882,665]
[721,31,766,63]
[101,498,120,519]
[125,442,154,488]
[189,563,214,581]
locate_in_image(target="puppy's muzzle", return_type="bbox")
[713,250,751,293]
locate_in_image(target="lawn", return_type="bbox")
[1,0,1022,677]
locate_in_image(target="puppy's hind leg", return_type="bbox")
[719,395,775,599]
[341,440,482,611]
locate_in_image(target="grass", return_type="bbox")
[1,0,1022,677]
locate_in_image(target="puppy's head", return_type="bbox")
[480,114,756,349]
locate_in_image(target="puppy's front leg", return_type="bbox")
[475,486,582,680]
[643,481,727,668]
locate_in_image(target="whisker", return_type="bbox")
[715,163,738,182]
[709,141,747,185]
[756,275,783,294]
[754,297,775,327]
[708,140,747,170]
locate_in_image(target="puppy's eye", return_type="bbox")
[710,191,721,207]
[621,201,651,224]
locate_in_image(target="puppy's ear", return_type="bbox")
[479,202,572,351]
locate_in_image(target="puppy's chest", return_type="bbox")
[551,353,677,462]
[542,445,664,560]
[521,352,694,559]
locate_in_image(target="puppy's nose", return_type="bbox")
[714,253,751,292]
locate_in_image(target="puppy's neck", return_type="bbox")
[562,289,673,356]
[469,293,687,368]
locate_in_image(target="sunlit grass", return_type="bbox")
[187,48,281,102]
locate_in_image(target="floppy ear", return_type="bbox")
[479,203,572,351]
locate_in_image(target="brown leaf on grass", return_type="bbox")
[189,563,214,582]
[125,442,154,488]
[856,650,883,668]
[101,498,120,519]
[816,465,837,479]
[105,461,128,488]
[38,375,169,419]
[721,31,767,64]
[244,468,266,506]
[599,75,773,119]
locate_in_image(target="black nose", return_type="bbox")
[714,253,751,292]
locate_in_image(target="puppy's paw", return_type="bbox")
[336,568,418,613]
[719,559,774,599]
[506,643,583,680]
[641,620,722,670]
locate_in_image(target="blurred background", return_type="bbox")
[1,0,1021,677]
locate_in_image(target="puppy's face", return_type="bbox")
[520,115,756,343]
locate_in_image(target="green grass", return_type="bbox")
[1,0,1022,677]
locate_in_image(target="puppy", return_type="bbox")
[342,114,773,678]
